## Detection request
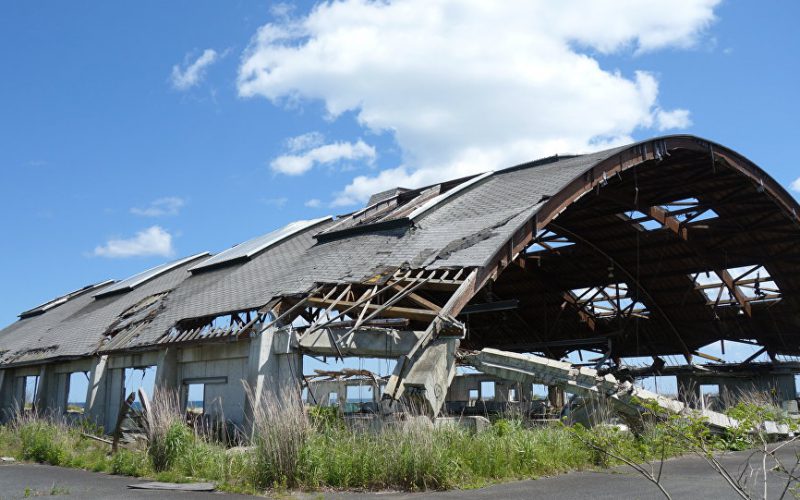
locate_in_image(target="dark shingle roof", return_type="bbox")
[0,141,635,365]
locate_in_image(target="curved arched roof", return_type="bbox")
[1,135,798,365]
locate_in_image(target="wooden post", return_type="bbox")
[111,392,135,453]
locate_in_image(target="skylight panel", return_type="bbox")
[189,216,332,273]
[408,171,493,221]
[19,280,115,319]
[94,252,209,299]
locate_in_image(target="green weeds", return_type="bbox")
[0,399,788,494]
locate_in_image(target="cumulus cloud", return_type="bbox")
[93,226,175,258]
[171,49,219,90]
[304,198,322,208]
[238,0,718,205]
[791,178,800,193]
[655,108,692,131]
[130,197,186,217]
[270,135,376,175]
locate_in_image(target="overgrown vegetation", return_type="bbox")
[0,390,795,495]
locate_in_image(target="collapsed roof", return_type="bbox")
[1,135,798,367]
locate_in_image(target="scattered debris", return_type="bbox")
[128,481,215,491]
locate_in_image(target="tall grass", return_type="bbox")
[3,388,789,494]
[144,387,191,471]
[246,385,311,488]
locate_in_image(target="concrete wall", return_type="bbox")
[677,372,797,408]
[446,373,533,403]
[177,342,250,423]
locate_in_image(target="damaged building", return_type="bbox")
[1,134,799,433]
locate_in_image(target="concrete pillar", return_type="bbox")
[245,324,304,426]
[33,365,51,413]
[548,385,565,410]
[520,380,533,402]
[85,355,111,430]
[0,370,12,422]
[154,347,179,395]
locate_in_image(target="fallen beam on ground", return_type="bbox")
[460,348,747,433]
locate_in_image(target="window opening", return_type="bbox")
[480,381,496,401]
[123,366,156,410]
[24,375,39,410]
[67,371,88,414]
[186,383,205,415]
[508,388,517,402]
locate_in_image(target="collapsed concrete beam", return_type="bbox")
[294,327,425,358]
[461,348,743,433]
[395,337,459,416]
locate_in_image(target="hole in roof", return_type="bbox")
[691,265,781,308]
[619,210,662,231]
[661,198,719,224]
[527,230,575,253]
[568,283,649,319]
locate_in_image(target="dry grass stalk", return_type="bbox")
[244,382,310,487]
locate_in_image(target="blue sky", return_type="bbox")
[2,1,799,375]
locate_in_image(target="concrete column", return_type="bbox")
[548,386,565,410]
[245,324,304,426]
[154,347,179,395]
[85,355,110,429]
[0,370,12,422]
[33,365,51,414]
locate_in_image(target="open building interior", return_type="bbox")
[1,135,799,435]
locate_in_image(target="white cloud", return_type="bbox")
[93,226,175,258]
[262,196,289,208]
[655,108,692,131]
[238,0,719,205]
[171,49,219,90]
[270,137,376,175]
[791,178,800,193]
[130,197,185,217]
[286,131,325,152]
[304,198,322,208]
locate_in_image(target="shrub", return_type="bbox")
[111,448,150,476]
[15,417,70,466]
[149,421,193,472]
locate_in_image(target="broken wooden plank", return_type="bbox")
[306,297,439,322]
